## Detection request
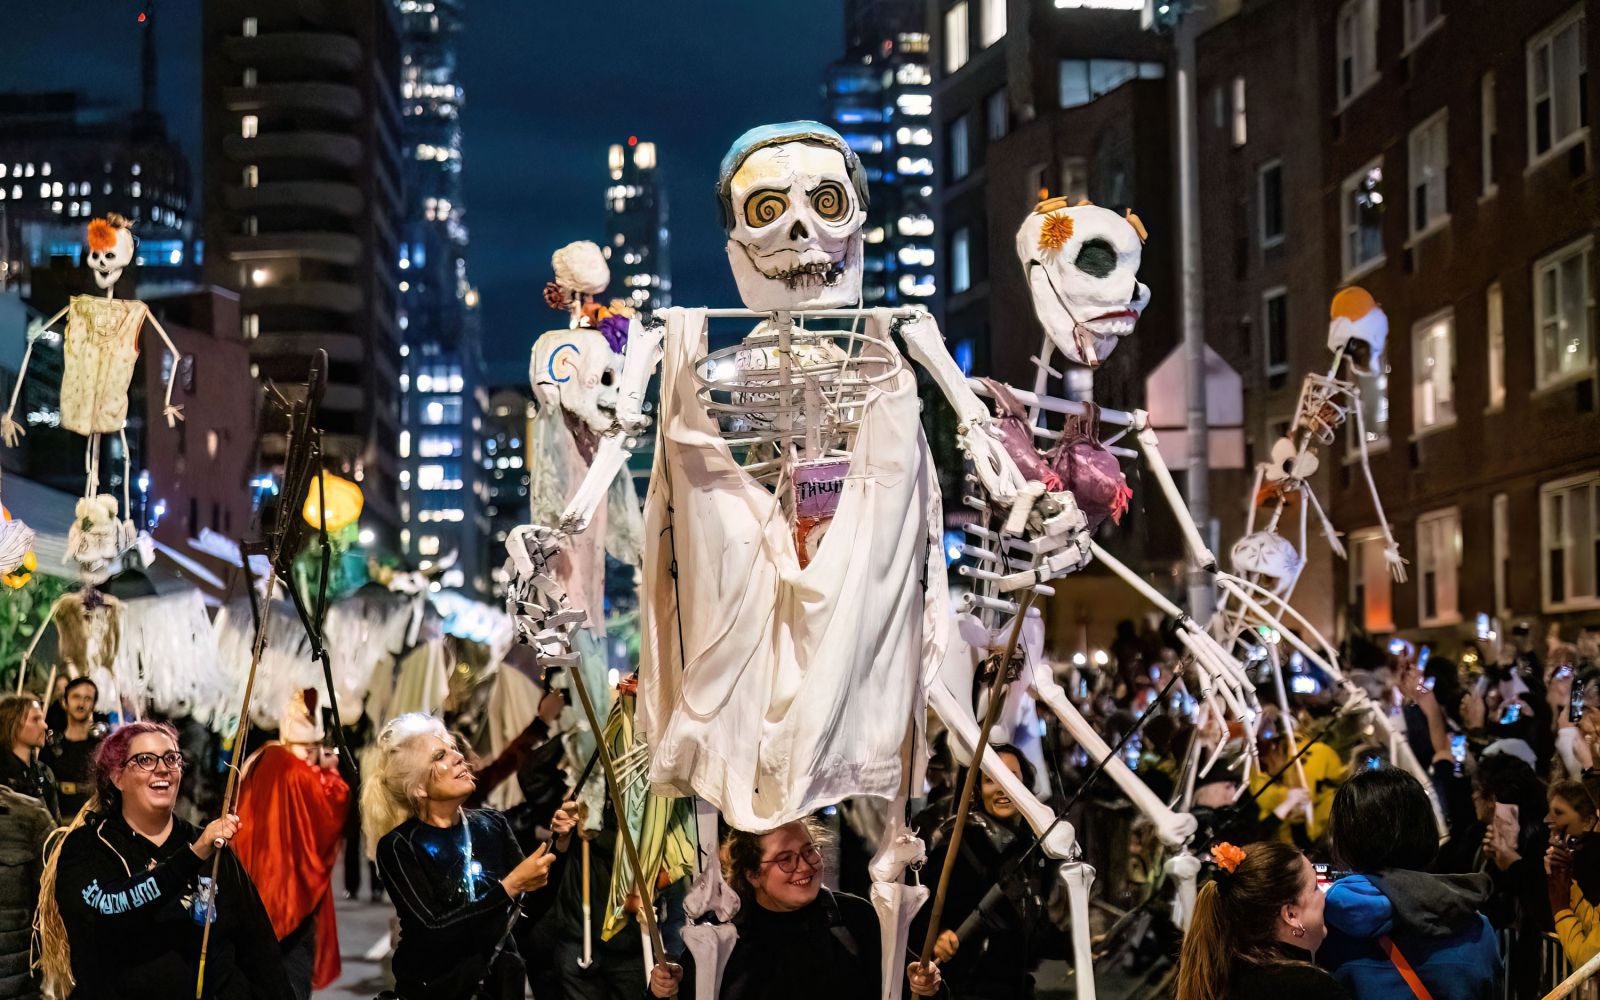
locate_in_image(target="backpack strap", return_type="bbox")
[1379,935,1436,1000]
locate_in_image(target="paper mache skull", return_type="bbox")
[718,121,868,312]
[0,508,34,577]
[552,240,611,297]
[67,494,133,582]
[1016,197,1151,368]
[1326,286,1388,376]
[86,214,136,290]
[1230,530,1305,596]
[530,329,620,436]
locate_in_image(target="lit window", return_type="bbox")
[1408,110,1449,236]
[1336,0,1380,107]
[243,165,258,188]
[1231,76,1247,147]
[1350,528,1396,632]
[944,2,970,75]
[1403,0,1443,50]
[1493,493,1510,618]
[242,16,258,37]
[1262,288,1289,388]
[40,163,50,176]
[1480,71,1498,196]
[897,156,934,176]
[399,430,411,459]
[947,115,971,182]
[1061,157,1088,203]
[1487,282,1505,410]
[1058,59,1148,110]
[1348,362,1390,452]
[242,313,259,339]
[979,0,1005,47]
[1541,472,1600,611]
[1258,160,1284,248]
[418,535,441,557]
[1534,236,1595,388]
[897,93,933,116]
[1340,159,1385,278]
[1527,6,1589,164]
[1415,507,1461,626]
[1411,309,1455,433]
[950,228,971,294]
[241,115,258,138]
[243,67,257,87]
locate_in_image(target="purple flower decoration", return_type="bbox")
[598,314,630,355]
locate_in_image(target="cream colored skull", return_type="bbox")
[529,328,620,435]
[1230,531,1304,596]
[87,225,135,290]
[1015,204,1150,368]
[724,141,865,311]
[1327,286,1388,376]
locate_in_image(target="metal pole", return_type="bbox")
[1175,12,1213,622]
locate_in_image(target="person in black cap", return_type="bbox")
[42,677,106,819]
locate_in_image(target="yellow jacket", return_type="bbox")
[1554,881,1600,966]
[1250,741,1345,843]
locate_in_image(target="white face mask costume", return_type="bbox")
[1015,199,1151,368]
[87,221,136,291]
[1229,531,1304,597]
[719,124,867,311]
[1326,285,1388,375]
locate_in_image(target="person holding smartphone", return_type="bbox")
[1471,753,1551,999]
[1545,774,1600,966]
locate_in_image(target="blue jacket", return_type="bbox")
[1319,870,1500,1000]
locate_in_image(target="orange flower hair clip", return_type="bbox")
[1037,211,1074,252]
[1211,842,1247,874]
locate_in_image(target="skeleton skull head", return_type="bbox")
[718,121,867,312]
[552,240,610,297]
[1016,199,1151,368]
[1230,531,1305,597]
[1327,286,1388,376]
[529,327,620,435]
[85,215,135,291]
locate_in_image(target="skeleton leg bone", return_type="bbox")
[1061,861,1098,1000]
[1132,415,1216,572]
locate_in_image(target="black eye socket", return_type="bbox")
[600,369,615,386]
[1073,239,1117,279]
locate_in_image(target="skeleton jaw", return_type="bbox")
[740,243,848,290]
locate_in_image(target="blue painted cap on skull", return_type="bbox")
[715,120,870,232]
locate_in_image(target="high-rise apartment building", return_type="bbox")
[482,386,531,596]
[604,138,670,311]
[201,0,404,537]
[394,0,488,595]
[825,0,936,306]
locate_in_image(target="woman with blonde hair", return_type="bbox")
[362,712,557,1000]
[1177,840,1347,1000]
[34,719,291,999]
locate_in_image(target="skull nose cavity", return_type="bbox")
[789,220,810,241]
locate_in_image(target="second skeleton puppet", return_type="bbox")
[2,214,184,582]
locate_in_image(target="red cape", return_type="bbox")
[232,743,350,990]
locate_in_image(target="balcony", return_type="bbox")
[222,33,361,72]
[223,132,362,169]
[224,181,362,216]
[222,232,363,266]
[250,330,365,363]
[223,83,361,119]
[243,281,362,314]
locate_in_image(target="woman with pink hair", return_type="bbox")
[34,720,293,1000]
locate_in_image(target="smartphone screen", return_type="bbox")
[1388,637,1408,655]
[1450,733,1467,764]
[1500,702,1522,725]
[1492,803,1519,856]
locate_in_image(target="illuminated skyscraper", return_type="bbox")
[604,138,670,311]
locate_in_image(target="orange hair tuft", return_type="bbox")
[1037,211,1074,252]
[1330,286,1379,322]
[86,218,119,253]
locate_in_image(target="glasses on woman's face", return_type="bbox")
[124,751,186,772]
[758,844,823,874]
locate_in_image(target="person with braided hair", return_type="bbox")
[1177,840,1346,1000]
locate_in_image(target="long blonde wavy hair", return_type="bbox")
[360,713,454,859]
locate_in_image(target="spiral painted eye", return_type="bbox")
[743,190,789,228]
[810,181,849,223]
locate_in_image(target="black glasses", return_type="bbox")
[758,844,823,874]
[124,751,185,772]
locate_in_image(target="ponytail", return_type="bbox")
[1177,879,1232,1000]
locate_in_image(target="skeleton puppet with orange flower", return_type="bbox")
[1,215,185,581]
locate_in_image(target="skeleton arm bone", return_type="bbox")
[1350,397,1406,581]
[613,315,666,434]
[557,434,633,534]
[2,304,68,446]
[1132,412,1216,572]
[896,312,1028,507]
[144,312,185,427]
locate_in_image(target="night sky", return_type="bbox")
[0,0,844,378]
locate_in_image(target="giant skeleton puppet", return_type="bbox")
[1208,287,1441,825]
[2,215,184,582]
[931,197,1271,997]
[506,122,1085,1000]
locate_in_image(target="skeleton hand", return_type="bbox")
[0,415,23,447]
[960,418,1029,508]
[1384,541,1409,583]
[505,524,566,580]
[163,404,184,428]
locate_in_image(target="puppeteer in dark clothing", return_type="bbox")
[52,811,293,1000]
[661,887,890,1000]
[0,748,60,822]
[42,727,104,820]
[909,810,1068,1000]
[1229,941,1353,1000]
[376,808,529,1000]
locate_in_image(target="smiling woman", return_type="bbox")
[33,721,293,1000]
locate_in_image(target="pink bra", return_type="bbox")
[978,378,1132,529]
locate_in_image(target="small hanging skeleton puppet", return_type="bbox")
[1233,285,1406,605]
[1,215,184,581]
